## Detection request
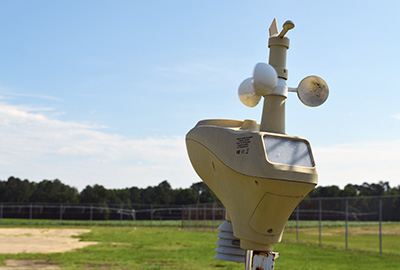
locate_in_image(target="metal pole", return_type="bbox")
[203,204,206,231]
[345,199,348,250]
[296,205,299,242]
[188,206,191,229]
[212,203,215,232]
[181,205,184,229]
[0,204,3,226]
[245,250,253,270]
[379,197,383,254]
[90,205,93,226]
[120,204,123,227]
[150,205,153,228]
[60,205,63,226]
[29,203,32,226]
[245,251,279,270]
[319,199,322,246]
[196,204,199,231]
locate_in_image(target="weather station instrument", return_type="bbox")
[186,18,329,269]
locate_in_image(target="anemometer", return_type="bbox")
[186,18,329,269]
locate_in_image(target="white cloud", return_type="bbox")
[0,88,62,101]
[2,101,399,192]
[392,113,400,120]
[0,103,199,190]
[314,140,400,188]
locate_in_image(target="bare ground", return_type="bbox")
[0,228,98,269]
[0,260,60,270]
[0,228,97,254]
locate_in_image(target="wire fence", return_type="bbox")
[0,195,399,255]
[287,195,400,255]
[0,202,226,230]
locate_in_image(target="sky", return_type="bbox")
[0,0,400,191]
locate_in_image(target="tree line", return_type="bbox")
[0,177,217,205]
[0,176,399,205]
[308,181,400,198]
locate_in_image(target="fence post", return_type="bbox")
[119,204,123,227]
[0,204,3,226]
[319,199,322,246]
[150,205,153,228]
[379,196,383,254]
[196,203,199,231]
[203,204,206,231]
[90,205,93,226]
[212,203,215,232]
[345,198,348,250]
[60,204,63,226]
[188,206,191,229]
[181,205,184,229]
[29,203,32,226]
[296,205,299,242]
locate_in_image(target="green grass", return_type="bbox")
[0,227,400,269]
[0,218,225,228]
[0,218,393,229]
[285,220,388,228]
[3,218,400,256]
[283,223,400,256]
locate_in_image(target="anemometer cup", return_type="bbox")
[253,63,278,96]
[238,63,278,107]
[297,76,329,107]
[238,78,261,108]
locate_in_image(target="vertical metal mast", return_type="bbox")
[259,19,294,134]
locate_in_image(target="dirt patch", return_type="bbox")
[0,228,97,254]
[0,260,60,270]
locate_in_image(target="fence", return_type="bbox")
[0,195,399,255]
[287,195,400,255]
[0,202,226,230]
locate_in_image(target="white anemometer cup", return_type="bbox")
[294,76,329,107]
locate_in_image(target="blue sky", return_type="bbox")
[1,0,400,190]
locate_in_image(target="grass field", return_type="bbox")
[285,221,400,256]
[0,218,394,228]
[0,226,400,269]
[1,218,400,256]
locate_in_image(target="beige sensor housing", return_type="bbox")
[186,119,317,251]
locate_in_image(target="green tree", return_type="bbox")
[357,182,389,196]
[140,186,156,204]
[173,188,199,204]
[154,180,173,205]
[79,184,108,204]
[190,182,218,203]
[1,177,35,202]
[30,179,78,203]
[112,188,132,205]
[342,184,358,197]
[129,187,141,204]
